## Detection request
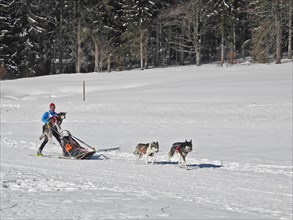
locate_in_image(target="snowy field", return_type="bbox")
[1,61,292,219]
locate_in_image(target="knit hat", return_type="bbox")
[49,103,55,108]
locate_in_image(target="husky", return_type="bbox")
[39,112,66,143]
[167,140,193,169]
[133,142,159,164]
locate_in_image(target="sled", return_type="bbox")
[61,131,96,160]
[60,130,120,160]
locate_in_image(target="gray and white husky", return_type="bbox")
[39,112,66,143]
[167,140,193,169]
[133,142,159,164]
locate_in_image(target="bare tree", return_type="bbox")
[91,36,101,72]
[161,0,210,66]
[250,0,287,63]
[275,0,283,64]
[140,26,144,70]
[288,0,293,59]
[75,17,82,72]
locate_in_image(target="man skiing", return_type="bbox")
[37,103,62,156]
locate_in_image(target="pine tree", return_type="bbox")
[0,0,33,78]
[0,0,16,79]
[0,0,52,78]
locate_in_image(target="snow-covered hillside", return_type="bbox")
[1,62,292,219]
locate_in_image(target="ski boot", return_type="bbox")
[36,150,43,157]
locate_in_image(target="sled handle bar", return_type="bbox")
[71,134,96,150]
[51,127,119,152]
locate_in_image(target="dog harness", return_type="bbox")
[139,148,147,154]
[175,145,191,153]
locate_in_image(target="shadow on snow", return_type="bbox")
[154,161,223,169]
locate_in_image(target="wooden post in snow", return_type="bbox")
[83,81,85,101]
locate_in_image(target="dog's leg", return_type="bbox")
[39,134,44,140]
[55,122,62,133]
[146,155,148,165]
[48,129,53,145]
[136,154,142,164]
[135,154,139,164]
[151,156,156,164]
[178,152,186,167]
[167,147,175,162]
[134,150,138,163]
[167,154,171,162]
[178,154,182,166]
[39,125,46,140]
[49,131,53,144]
[182,155,188,169]
[42,129,53,145]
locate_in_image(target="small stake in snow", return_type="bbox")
[83,81,85,101]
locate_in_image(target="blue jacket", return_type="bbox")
[41,110,58,124]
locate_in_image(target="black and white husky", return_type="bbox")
[167,140,193,169]
[133,142,159,164]
[39,112,66,143]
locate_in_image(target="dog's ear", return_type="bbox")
[60,112,66,118]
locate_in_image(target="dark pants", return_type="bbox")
[39,126,62,153]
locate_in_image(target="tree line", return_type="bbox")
[0,0,292,79]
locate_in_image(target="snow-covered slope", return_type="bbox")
[1,62,292,219]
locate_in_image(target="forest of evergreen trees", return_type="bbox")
[0,0,292,79]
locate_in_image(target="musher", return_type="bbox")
[37,103,62,156]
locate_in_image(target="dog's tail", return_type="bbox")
[167,146,176,158]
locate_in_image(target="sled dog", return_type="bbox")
[167,140,193,169]
[39,112,66,143]
[134,142,159,164]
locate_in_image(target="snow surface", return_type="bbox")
[1,62,292,219]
